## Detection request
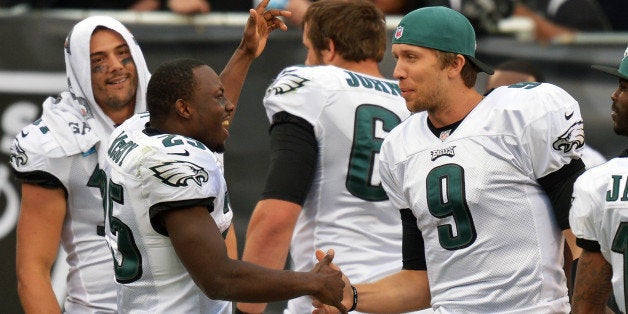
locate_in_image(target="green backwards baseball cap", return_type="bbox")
[392,6,494,74]
[592,47,628,80]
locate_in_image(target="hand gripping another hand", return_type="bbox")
[310,249,349,314]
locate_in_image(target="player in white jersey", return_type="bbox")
[8,4,290,312]
[106,112,234,312]
[378,83,582,312]
[104,58,346,313]
[9,16,151,313]
[236,1,418,313]
[484,59,607,300]
[485,59,607,170]
[314,7,586,314]
[570,47,628,313]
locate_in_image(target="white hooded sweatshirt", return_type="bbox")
[10,16,150,312]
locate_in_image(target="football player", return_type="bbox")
[9,2,289,312]
[103,58,346,312]
[570,46,628,313]
[237,1,416,313]
[315,6,586,313]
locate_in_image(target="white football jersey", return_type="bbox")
[8,16,151,312]
[380,83,584,313]
[264,65,411,314]
[103,113,232,313]
[582,145,607,169]
[9,118,117,312]
[570,155,628,313]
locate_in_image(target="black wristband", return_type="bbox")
[349,285,358,312]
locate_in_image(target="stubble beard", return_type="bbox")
[98,78,138,113]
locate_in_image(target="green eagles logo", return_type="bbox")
[267,69,309,95]
[10,141,28,166]
[150,161,209,187]
[552,121,585,153]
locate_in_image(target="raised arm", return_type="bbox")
[220,0,291,124]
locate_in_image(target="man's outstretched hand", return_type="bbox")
[311,249,355,314]
[240,0,292,58]
[310,249,349,314]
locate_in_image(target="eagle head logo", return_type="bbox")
[9,141,28,167]
[150,161,209,187]
[266,69,310,96]
[552,121,585,153]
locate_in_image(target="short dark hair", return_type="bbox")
[436,51,478,88]
[303,0,386,62]
[93,25,111,33]
[494,60,545,82]
[147,58,205,123]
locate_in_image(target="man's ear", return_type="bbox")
[448,54,466,78]
[321,39,336,64]
[175,99,191,119]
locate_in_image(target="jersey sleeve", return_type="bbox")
[379,139,410,210]
[520,84,584,179]
[400,208,427,270]
[569,171,605,251]
[9,119,76,190]
[140,144,223,216]
[260,112,318,205]
[263,66,326,125]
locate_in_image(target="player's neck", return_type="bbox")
[331,59,383,78]
[428,88,483,128]
[101,102,136,126]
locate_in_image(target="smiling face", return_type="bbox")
[391,43,449,113]
[611,79,628,136]
[188,65,234,153]
[90,28,138,116]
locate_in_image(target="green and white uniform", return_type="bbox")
[103,113,232,313]
[263,65,411,314]
[380,83,584,313]
[570,152,628,313]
